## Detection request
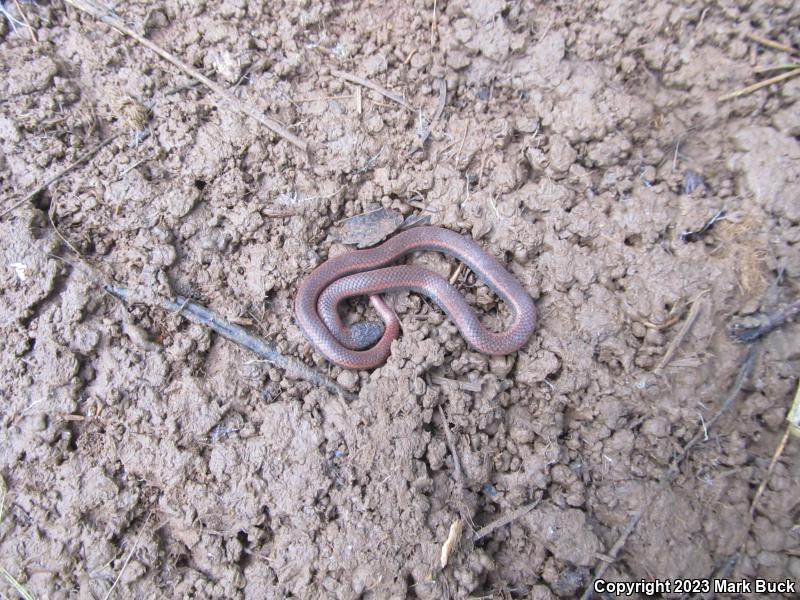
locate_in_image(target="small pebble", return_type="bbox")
[336,370,359,391]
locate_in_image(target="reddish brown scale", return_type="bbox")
[294,226,537,369]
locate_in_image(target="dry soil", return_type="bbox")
[0,0,799,598]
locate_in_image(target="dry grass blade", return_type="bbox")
[63,0,307,152]
[787,379,800,437]
[11,0,36,41]
[438,406,465,487]
[719,33,800,101]
[331,69,412,110]
[581,343,760,600]
[718,67,800,102]
[103,510,152,600]
[750,381,800,512]
[440,518,463,569]
[106,286,355,400]
[746,32,798,55]
[753,62,800,74]
[0,568,35,600]
[654,289,708,374]
[0,135,117,219]
[750,427,790,516]
[472,498,540,542]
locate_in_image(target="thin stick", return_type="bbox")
[449,263,465,285]
[438,406,465,487]
[655,289,708,373]
[472,498,540,542]
[746,32,798,55]
[672,140,680,171]
[732,298,800,342]
[293,94,353,104]
[454,119,470,167]
[63,0,307,152]
[580,343,759,600]
[672,345,758,473]
[106,286,355,400]
[331,69,412,110]
[431,78,447,125]
[750,426,790,516]
[261,208,296,218]
[431,0,438,47]
[697,381,799,598]
[0,477,5,523]
[103,510,153,600]
[0,135,117,219]
[48,199,83,256]
[11,0,36,41]
[718,67,800,101]
[119,152,157,178]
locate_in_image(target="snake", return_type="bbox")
[294,226,537,369]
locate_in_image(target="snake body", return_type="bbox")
[294,226,536,369]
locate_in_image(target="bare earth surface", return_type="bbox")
[1,0,799,598]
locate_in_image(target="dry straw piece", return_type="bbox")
[787,380,800,437]
[440,519,463,569]
[719,33,800,101]
[64,0,308,152]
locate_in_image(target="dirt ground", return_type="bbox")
[1,0,799,598]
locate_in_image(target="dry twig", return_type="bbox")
[0,135,117,219]
[331,69,412,110]
[731,299,800,342]
[472,498,541,542]
[64,0,307,152]
[106,286,355,400]
[438,406,465,489]
[750,427,790,516]
[654,289,709,374]
[581,344,759,600]
[750,381,800,514]
[103,510,153,600]
[440,518,463,569]
[718,33,800,101]
[718,68,800,101]
[11,0,36,41]
[746,32,798,55]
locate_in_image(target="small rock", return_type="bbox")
[336,370,359,391]
[523,503,601,566]
[334,208,404,248]
[548,136,577,175]
[641,417,669,438]
[210,49,243,84]
[446,50,472,70]
[0,115,21,142]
